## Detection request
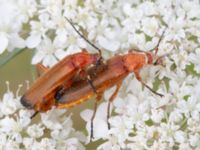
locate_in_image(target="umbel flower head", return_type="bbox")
[0,82,86,150]
[0,0,200,149]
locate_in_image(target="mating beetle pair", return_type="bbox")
[21,18,167,140]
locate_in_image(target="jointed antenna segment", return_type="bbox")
[66,18,102,56]
[149,27,167,54]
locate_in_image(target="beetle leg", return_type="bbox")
[90,92,103,141]
[36,63,48,76]
[141,80,163,97]
[75,69,88,81]
[134,70,163,97]
[87,76,97,94]
[94,56,104,76]
[107,81,122,129]
[74,69,97,93]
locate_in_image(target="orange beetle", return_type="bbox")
[20,51,101,113]
[55,29,166,139]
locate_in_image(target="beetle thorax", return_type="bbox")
[123,52,148,72]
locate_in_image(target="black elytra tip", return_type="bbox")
[20,96,33,109]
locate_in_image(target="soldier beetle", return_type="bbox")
[56,29,167,139]
[20,18,103,118]
[21,16,167,140]
[20,51,101,113]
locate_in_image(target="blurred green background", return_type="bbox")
[0,50,32,95]
[0,50,102,149]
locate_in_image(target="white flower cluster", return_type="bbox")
[83,78,200,150]
[77,0,200,150]
[1,0,200,149]
[0,82,86,150]
[0,0,37,54]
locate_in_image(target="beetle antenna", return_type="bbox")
[31,111,39,119]
[66,18,102,56]
[154,52,173,66]
[129,27,167,54]
[149,27,167,55]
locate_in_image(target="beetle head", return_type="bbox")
[146,51,167,67]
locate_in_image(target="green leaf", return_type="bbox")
[145,119,154,126]
[146,139,154,147]
[185,63,200,77]
[0,48,26,68]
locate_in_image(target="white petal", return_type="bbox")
[0,33,8,54]
[31,50,45,64]
[18,110,31,127]
[97,36,120,52]
[80,109,93,122]
[27,124,44,138]
[77,38,87,48]
[54,49,68,60]
[174,131,186,143]
[43,55,57,67]
[123,3,133,16]
[66,45,82,55]
[142,17,158,37]
[86,118,108,139]
[54,34,67,47]
[189,134,199,147]
[26,33,41,48]
[23,138,34,148]
[104,86,116,101]
[96,102,109,120]
[113,97,124,108]
[93,119,109,138]
[0,117,16,133]
[196,103,200,112]
[7,34,25,51]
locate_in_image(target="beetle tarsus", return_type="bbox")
[90,93,103,141]
[90,121,94,141]
[90,100,98,141]
[107,82,122,129]
[107,101,111,129]
[141,80,164,97]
